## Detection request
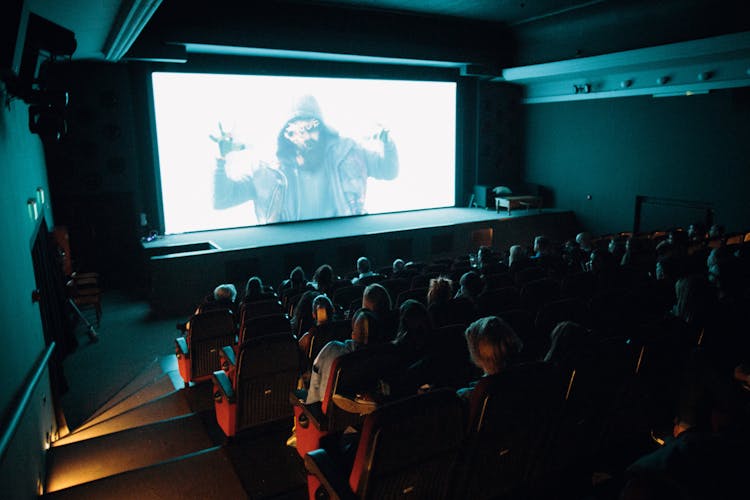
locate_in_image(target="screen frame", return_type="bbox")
[146,58,465,236]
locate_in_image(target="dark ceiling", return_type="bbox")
[24,0,750,68]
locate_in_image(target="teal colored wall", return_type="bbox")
[0,93,57,497]
[523,89,750,235]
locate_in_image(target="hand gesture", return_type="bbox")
[371,124,391,144]
[209,122,246,158]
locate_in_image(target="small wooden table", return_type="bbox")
[495,195,543,214]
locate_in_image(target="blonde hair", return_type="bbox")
[464,316,523,375]
[427,276,453,306]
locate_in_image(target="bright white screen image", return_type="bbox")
[152,72,456,234]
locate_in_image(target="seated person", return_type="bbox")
[456,316,523,400]
[427,276,454,328]
[454,271,484,302]
[298,295,337,372]
[508,244,531,275]
[351,256,377,285]
[280,265,307,291]
[362,283,397,339]
[392,299,431,362]
[542,321,591,363]
[306,308,380,404]
[391,258,406,277]
[179,283,238,332]
[291,289,320,337]
[576,232,594,254]
[530,235,565,278]
[617,367,747,500]
[242,276,276,303]
[308,263,336,296]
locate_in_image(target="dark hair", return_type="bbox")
[356,256,371,274]
[543,321,590,363]
[244,276,264,299]
[277,118,336,168]
[457,271,483,298]
[292,290,320,336]
[290,266,306,285]
[363,283,392,315]
[394,299,430,352]
[312,264,335,293]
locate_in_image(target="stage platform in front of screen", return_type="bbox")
[143,207,577,315]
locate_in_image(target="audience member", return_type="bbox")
[687,222,707,243]
[351,256,376,284]
[179,283,238,332]
[309,263,336,296]
[279,266,308,294]
[508,244,531,276]
[621,235,653,272]
[298,295,336,386]
[392,299,431,361]
[306,308,380,404]
[291,289,320,337]
[454,270,484,301]
[243,276,275,302]
[362,283,396,338]
[457,316,523,399]
[543,321,591,363]
[391,258,406,277]
[562,238,588,273]
[576,232,594,254]
[427,276,454,328]
[608,235,627,264]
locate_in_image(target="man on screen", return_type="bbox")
[210,94,399,224]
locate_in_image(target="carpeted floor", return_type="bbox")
[56,289,309,499]
[59,289,187,430]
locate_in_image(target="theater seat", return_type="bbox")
[458,362,568,500]
[304,388,465,500]
[175,308,236,386]
[212,332,299,437]
[239,312,291,344]
[291,343,403,460]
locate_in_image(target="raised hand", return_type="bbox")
[209,122,246,158]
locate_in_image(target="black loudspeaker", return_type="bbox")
[473,185,494,209]
[475,81,523,186]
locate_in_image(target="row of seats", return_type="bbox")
[169,224,750,499]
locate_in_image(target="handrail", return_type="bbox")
[0,341,56,461]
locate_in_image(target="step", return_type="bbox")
[73,373,178,433]
[53,389,192,446]
[45,413,217,493]
[43,447,248,499]
[77,357,164,426]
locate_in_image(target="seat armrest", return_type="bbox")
[290,389,307,406]
[301,401,328,431]
[219,345,236,370]
[212,370,235,402]
[304,449,356,500]
[175,337,189,356]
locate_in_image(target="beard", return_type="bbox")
[294,139,326,171]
